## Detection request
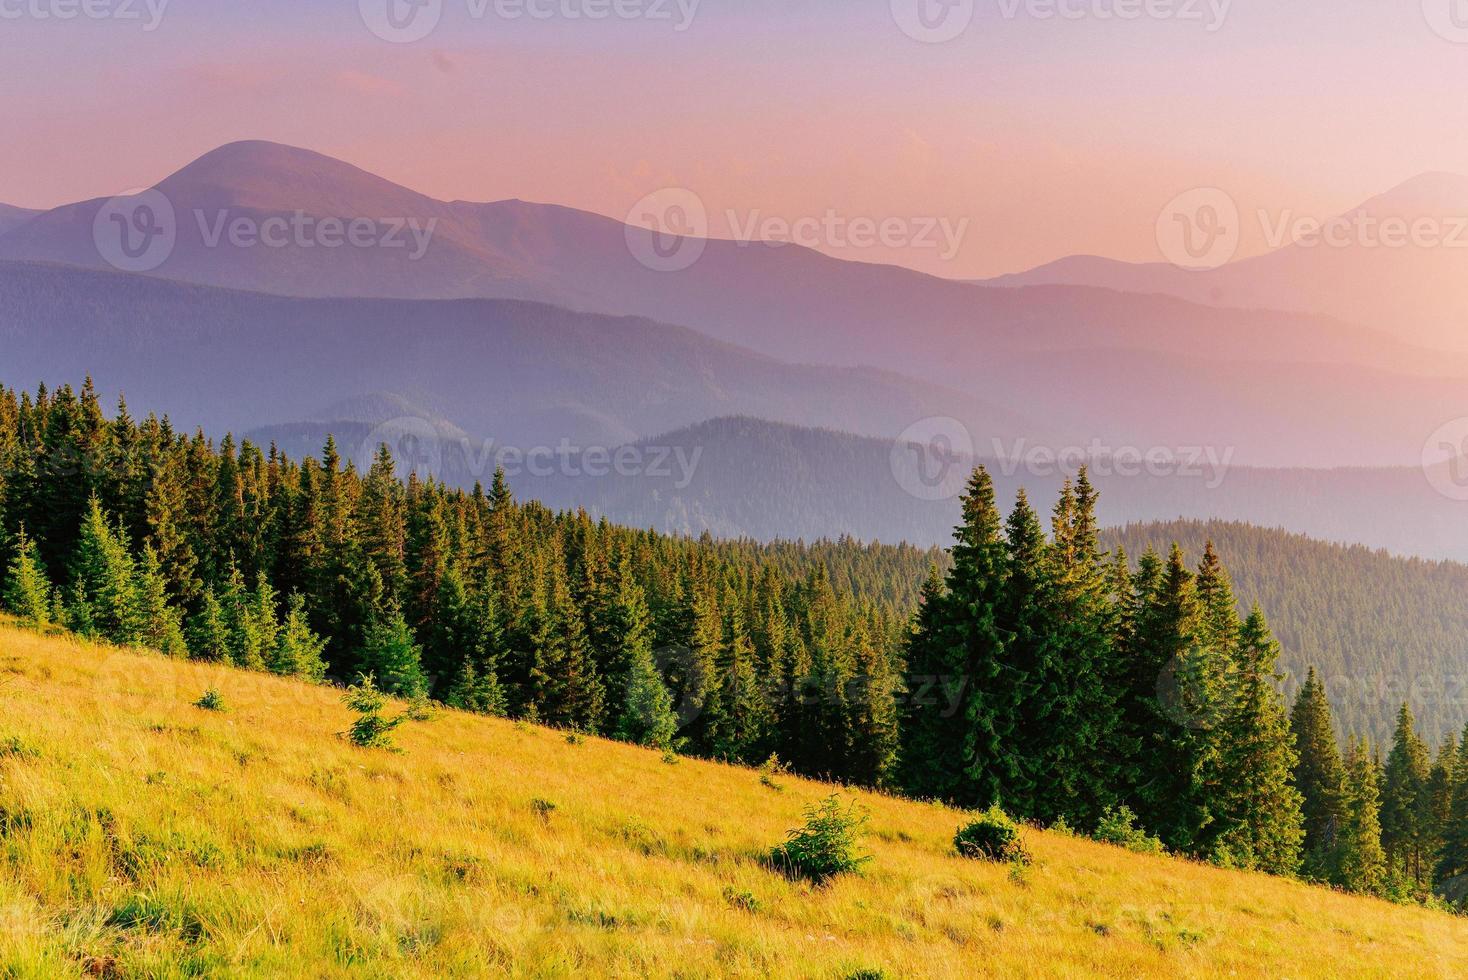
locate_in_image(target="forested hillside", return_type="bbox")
[9,380,1468,905]
[1105,521,1468,745]
[483,416,1468,561]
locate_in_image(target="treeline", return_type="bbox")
[0,381,933,786]
[1107,519,1468,745]
[901,469,1468,905]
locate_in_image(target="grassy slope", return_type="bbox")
[1,624,1466,979]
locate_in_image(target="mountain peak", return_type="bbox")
[1354,171,1468,216]
[155,140,439,216]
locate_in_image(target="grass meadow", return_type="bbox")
[1,621,1465,978]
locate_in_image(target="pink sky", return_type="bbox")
[4,1,1468,278]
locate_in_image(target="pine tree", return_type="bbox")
[134,544,187,656]
[1381,703,1432,887]
[187,587,233,664]
[67,497,141,645]
[1333,738,1388,895]
[359,602,429,698]
[617,642,679,749]
[709,589,769,764]
[1211,608,1303,874]
[899,469,1006,808]
[1435,727,1468,893]
[1290,666,1347,876]
[270,593,328,680]
[2,528,52,628]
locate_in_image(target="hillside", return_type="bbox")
[0,260,1037,452]
[1103,520,1468,745]
[2,624,1466,978]
[486,416,1468,562]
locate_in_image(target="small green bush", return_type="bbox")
[0,735,39,760]
[768,794,871,885]
[759,753,789,791]
[341,674,432,750]
[953,806,1031,865]
[192,689,225,712]
[722,886,761,912]
[1093,805,1165,855]
[531,798,557,823]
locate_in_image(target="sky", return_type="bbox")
[4,0,1468,278]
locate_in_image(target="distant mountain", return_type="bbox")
[0,204,38,237]
[1104,519,1468,746]
[990,172,1468,352]
[0,260,1040,456]
[457,416,1468,562]
[7,142,1466,466]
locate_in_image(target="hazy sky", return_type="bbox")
[4,0,1468,277]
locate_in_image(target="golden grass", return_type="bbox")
[0,622,1465,978]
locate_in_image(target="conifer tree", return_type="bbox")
[1334,738,1388,895]
[187,587,233,664]
[359,602,430,698]
[1290,666,1347,875]
[134,544,187,656]
[1381,703,1432,886]
[1211,608,1303,874]
[2,528,52,628]
[1435,727,1468,891]
[900,469,1006,808]
[68,497,141,645]
[270,593,328,680]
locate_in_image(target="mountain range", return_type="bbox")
[5,141,1468,559]
[988,172,1468,353]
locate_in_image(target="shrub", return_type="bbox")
[531,798,557,823]
[0,735,39,760]
[768,794,871,884]
[722,886,761,912]
[341,674,432,750]
[953,806,1031,865]
[759,753,789,791]
[1093,805,1165,855]
[192,689,225,712]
